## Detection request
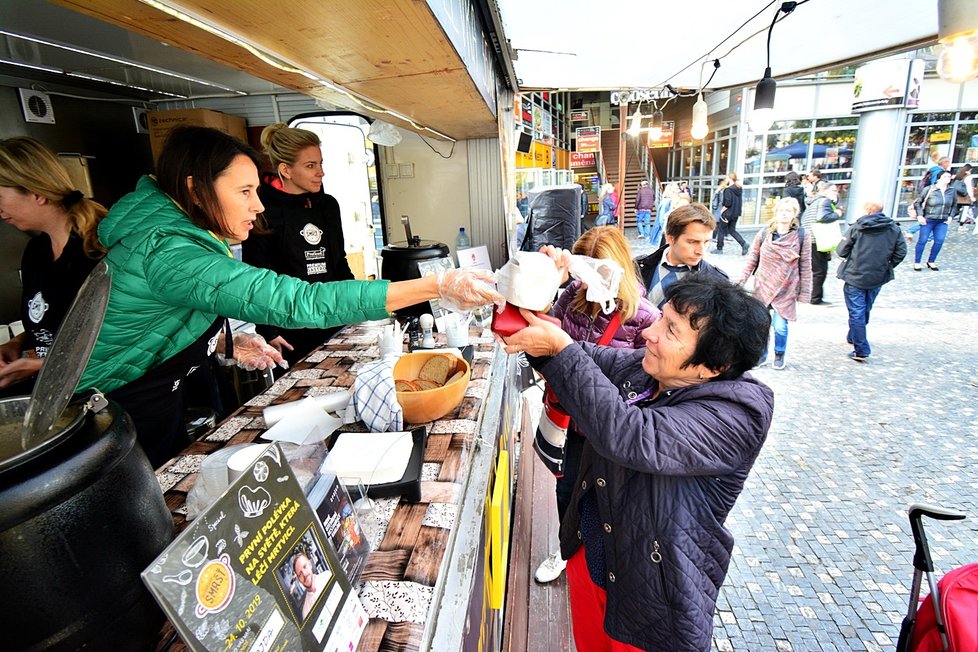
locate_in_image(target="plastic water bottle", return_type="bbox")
[455,227,471,250]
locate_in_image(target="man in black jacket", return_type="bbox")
[835,200,907,363]
[712,172,748,255]
[636,203,728,309]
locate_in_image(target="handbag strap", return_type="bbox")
[597,311,622,346]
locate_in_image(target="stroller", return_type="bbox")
[896,504,978,651]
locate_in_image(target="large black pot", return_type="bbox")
[380,239,450,318]
[0,395,174,652]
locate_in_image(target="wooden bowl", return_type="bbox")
[393,352,470,424]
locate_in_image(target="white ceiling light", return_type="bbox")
[936,0,978,83]
[0,29,245,94]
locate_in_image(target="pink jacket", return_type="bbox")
[737,227,812,320]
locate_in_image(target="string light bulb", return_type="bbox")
[937,0,978,83]
[690,93,708,140]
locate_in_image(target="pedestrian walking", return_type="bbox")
[737,197,812,370]
[912,171,955,271]
[712,172,748,255]
[596,183,618,227]
[835,200,907,362]
[801,182,844,304]
[783,171,806,214]
[802,168,822,205]
[710,178,730,238]
[649,182,679,247]
[634,180,655,239]
[951,164,974,227]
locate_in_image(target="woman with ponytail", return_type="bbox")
[0,136,107,395]
[242,122,355,366]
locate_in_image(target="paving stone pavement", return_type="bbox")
[627,223,978,651]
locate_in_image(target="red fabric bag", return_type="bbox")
[910,562,978,651]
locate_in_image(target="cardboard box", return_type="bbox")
[147,108,248,161]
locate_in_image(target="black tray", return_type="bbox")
[327,426,426,502]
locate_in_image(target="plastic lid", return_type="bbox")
[22,262,111,450]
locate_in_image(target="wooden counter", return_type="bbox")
[152,319,518,652]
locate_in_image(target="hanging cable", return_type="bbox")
[652,0,777,88]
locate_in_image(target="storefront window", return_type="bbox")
[717,139,730,176]
[740,187,759,226]
[952,121,978,165]
[815,117,858,127]
[912,112,956,123]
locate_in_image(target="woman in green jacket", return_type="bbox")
[78,126,498,466]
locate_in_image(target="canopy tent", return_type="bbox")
[495,0,937,91]
[764,142,853,161]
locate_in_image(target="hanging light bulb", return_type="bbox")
[627,104,643,137]
[937,0,978,83]
[648,108,664,140]
[690,93,708,140]
[750,67,777,132]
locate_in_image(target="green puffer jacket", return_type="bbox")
[78,176,390,394]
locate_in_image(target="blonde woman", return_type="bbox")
[737,197,812,369]
[534,225,659,584]
[0,137,107,395]
[649,181,679,246]
[242,123,355,365]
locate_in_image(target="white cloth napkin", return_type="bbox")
[353,357,403,433]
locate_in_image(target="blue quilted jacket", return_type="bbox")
[539,343,774,651]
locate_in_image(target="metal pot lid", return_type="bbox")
[22,262,110,450]
[383,240,447,251]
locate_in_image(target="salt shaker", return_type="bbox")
[419,313,435,349]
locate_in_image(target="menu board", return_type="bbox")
[142,443,367,652]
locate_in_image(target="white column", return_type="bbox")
[847,107,907,222]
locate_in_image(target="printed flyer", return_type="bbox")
[142,443,367,652]
[307,473,371,586]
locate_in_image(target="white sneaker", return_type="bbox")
[534,551,566,583]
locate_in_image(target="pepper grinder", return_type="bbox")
[419,313,436,349]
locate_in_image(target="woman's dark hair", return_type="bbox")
[954,166,970,182]
[155,126,262,236]
[784,171,801,186]
[664,275,770,381]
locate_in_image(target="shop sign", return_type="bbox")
[610,89,670,105]
[852,59,924,112]
[570,151,596,168]
[570,110,589,121]
[647,121,675,149]
[929,131,952,143]
[576,126,601,153]
[532,142,553,167]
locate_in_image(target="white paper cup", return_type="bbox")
[227,444,267,484]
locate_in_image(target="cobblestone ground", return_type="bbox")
[627,224,978,652]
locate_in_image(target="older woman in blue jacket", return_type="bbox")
[503,274,774,652]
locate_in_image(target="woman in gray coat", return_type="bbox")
[502,273,774,652]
